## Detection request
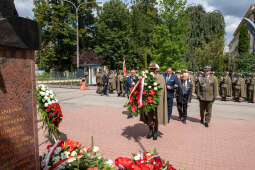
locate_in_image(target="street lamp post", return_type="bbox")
[62,0,101,76]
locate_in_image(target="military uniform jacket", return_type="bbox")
[197,75,218,102]
[248,78,255,91]
[220,75,232,96]
[96,73,103,85]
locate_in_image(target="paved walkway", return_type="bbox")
[38,88,255,170]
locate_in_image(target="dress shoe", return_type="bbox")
[200,119,204,124]
[182,119,186,124]
[147,127,153,139]
[153,129,158,140]
[205,122,209,128]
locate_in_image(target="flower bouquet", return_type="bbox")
[36,84,63,140]
[125,70,162,116]
[40,139,114,170]
[115,152,176,170]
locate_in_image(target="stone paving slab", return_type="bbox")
[38,88,255,170]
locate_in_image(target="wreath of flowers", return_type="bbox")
[40,139,114,170]
[36,84,63,140]
[125,70,162,116]
[115,152,176,170]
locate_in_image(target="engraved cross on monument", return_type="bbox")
[0,1,41,169]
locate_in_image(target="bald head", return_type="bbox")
[183,73,189,81]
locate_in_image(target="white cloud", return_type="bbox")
[187,0,216,12]
[224,15,241,44]
[14,0,34,18]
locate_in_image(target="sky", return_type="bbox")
[14,0,255,45]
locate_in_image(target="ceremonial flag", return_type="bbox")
[123,59,127,76]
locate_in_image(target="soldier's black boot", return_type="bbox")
[147,127,153,139]
[153,127,158,140]
[205,122,209,128]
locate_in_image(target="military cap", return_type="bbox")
[203,66,212,71]
[148,62,157,69]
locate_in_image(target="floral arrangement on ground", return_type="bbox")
[41,139,176,170]
[40,139,114,170]
[36,84,63,140]
[125,70,162,116]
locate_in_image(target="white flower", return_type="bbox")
[71,151,77,157]
[150,72,154,76]
[40,92,46,96]
[44,95,49,100]
[44,103,49,107]
[49,90,54,94]
[145,70,149,73]
[134,155,141,160]
[50,94,54,99]
[144,83,147,86]
[81,148,87,153]
[54,156,60,163]
[64,151,70,157]
[48,100,52,105]
[41,87,46,91]
[61,152,67,160]
[142,71,145,75]
[67,158,76,163]
[154,87,158,91]
[132,82,135,85]
[148,86,152,89]
[106,160,113,166]
[54,147,62,155]
[153,82,157,86]
[93,146,100,153]
[55,99,58,103]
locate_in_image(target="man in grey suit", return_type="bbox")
[176,73,193,124]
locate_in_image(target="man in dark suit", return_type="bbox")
[101,70,109,96]
[125,69,137,94]
[163,67,178,123]
[176,73,193,124]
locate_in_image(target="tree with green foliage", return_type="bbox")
[33,0,97,71]
[238,24,250,54]
[236,53,255,73]
[129,0,158,70]
[186,5,225,71]
[94,0,132,70]
[194,36,229,73]
[152,0,189,71]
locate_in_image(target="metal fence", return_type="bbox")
[36,71,88,88]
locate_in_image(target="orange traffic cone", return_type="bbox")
[80,78,86,90]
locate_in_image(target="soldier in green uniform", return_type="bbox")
[108,71,116,93]
[232,73,241,102]
[220,72,232,101]
[247,73,255,103]
[195,71,203,98]
[96,69,103,94]
[240,74,247,101]
[116,70,124,97]
[197,66,218,128]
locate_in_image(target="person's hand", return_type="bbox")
[174,84,178,88]
[167,85,171,90]
[192,93,197,97]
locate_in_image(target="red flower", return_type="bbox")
[46,108,50,112]
[47,144,52,150]
[143,90,147,95]
[149,90,155,96]
[115,157,134,169]
[142,100,145,106]
[140,164,153,170]
[154,162,162,169]
[131,105,137,112]
[87,168,98,170]
[51,118,55,122]
[49,113,53,117]
[130,87,134,92]
[147,96,153,104]
[129,97,134,104]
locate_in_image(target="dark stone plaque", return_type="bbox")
[0,47,39,170]
[0,16,40,170]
